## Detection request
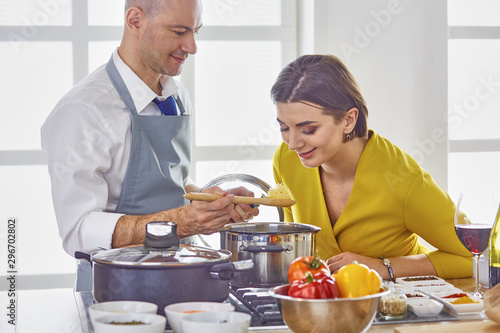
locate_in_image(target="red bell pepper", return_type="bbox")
[288,271,340,299]
[287,256,331,284]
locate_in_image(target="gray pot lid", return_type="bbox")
[91,244,232,267]
[90,221,231,267]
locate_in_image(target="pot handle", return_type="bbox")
[210,259,254,280]
[242,245,292,253]
[74,247,107,266]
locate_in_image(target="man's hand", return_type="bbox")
[227,186,260,222]
[176,186,235,236]
[112,186,260,248]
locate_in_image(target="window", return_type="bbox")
[192,0,297,223]
[0,0,296,287]
[447,0,500,208]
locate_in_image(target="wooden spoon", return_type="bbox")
[184,192,296,207]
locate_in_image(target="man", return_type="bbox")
[41,0,258,257]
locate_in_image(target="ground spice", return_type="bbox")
[451,295,479,304]
[402,276,439,282]
[109,320,146,325]
[442,293,467,299]
[414,283,447,287]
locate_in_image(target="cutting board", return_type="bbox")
[394,320,500,333]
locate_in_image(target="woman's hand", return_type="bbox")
[326,252,438,280]
[326,252,381,275]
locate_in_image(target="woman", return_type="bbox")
[271,54,471,279]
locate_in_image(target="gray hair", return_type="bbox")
[124,0,165,17]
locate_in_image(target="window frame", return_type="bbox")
[448,25,500,155]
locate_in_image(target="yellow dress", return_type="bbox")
[273,130,472,278]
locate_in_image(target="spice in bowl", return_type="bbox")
[401,276,439,282]
[451,295,479,305]
[108,320,146,325]
[378,285,407,320]
[379,297,407,318]
[442,293,467,299]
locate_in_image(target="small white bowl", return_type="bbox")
[164,302,234,333]
[93,313,166,333]
[181,312,251,333]
[89,301,158,322]
[407,298,444,317]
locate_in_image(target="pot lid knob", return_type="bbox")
[143,221,180,250]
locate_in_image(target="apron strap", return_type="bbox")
[107,55,186,116]
[174,95,187,115]
[106,56,138,115]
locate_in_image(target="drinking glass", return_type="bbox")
[454,193,494,298]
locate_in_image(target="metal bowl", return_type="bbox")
[269,285,389,333]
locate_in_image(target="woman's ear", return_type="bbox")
[344,107,359,134]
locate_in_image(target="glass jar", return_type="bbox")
[378,283,407,320]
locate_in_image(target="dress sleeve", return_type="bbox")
[41,102,122,256]
[404,171,472,278]
[273,144,294,222]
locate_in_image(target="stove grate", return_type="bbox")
[229,287,285,326]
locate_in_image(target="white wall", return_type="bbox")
[312,0,449,189]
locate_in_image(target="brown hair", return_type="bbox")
[270,54,368,141]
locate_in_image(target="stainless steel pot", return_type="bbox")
[75,222,252,316]
[220,222,320,288]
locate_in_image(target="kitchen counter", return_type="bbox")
[2,278,498,333]
[1,288,83,333]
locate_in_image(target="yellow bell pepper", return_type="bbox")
[333,261,382,298]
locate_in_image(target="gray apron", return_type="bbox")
[76,57,193,292]
[106,57,191,214]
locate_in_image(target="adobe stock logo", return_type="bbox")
[203,114,281,181]
[210,0,244,20]
[384,74,500,192]
[8,0,70,53]
[340,0,405,63]
[405,74,500,169]
[448,74,500,130]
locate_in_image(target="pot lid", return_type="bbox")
[91,222,231,267]
[220,222,321,235]
[91,244,231,267]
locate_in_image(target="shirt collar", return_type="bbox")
[112,49,179,113]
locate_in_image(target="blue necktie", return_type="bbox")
[153,96,177,116]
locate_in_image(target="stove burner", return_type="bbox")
[229,286,285,326]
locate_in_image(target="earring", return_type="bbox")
[346,134,351,140]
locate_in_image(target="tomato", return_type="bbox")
[333,261,382,298]
[288,272,340,299]
[288,256,330,283]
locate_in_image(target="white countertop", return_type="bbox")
[1,288,83,333]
